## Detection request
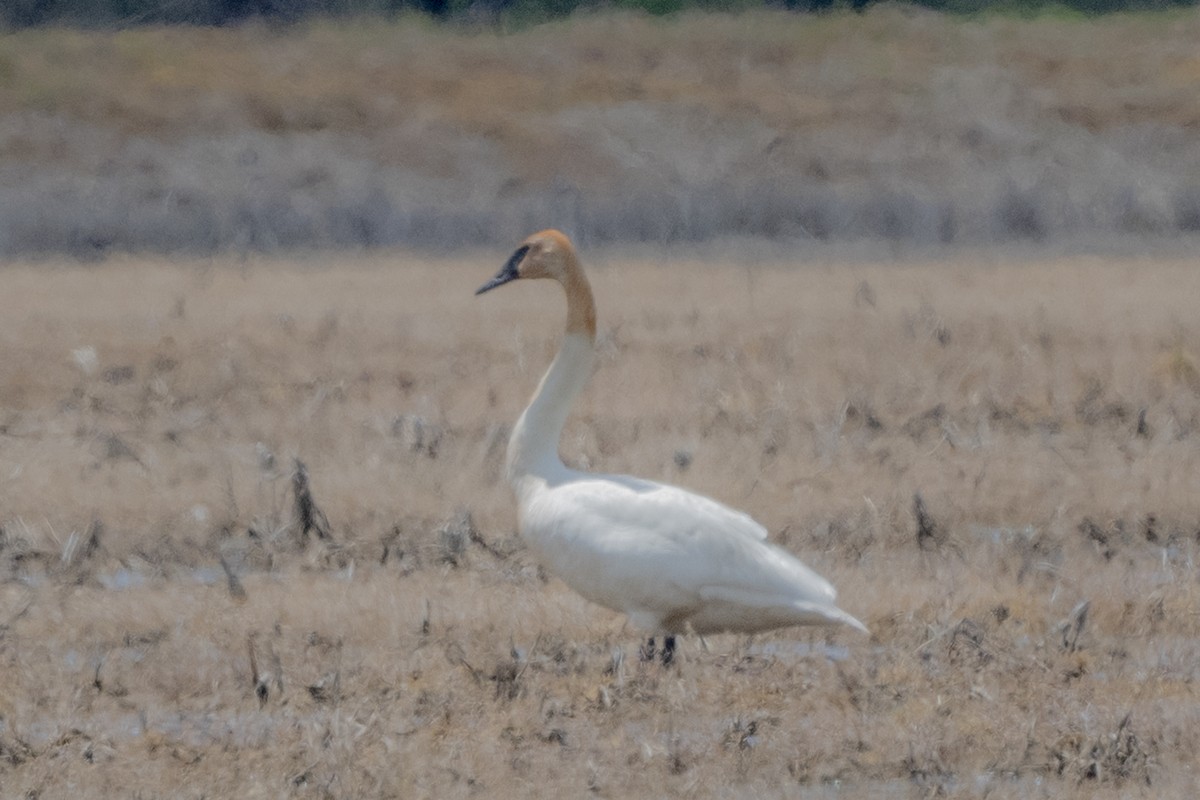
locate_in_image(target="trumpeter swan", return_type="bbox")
[477,230,867,664]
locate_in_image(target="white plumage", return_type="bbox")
[477,230,866,657]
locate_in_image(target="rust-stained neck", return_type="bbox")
[561,254,597,341]
[502,230,597,486]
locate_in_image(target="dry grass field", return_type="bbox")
[2,245,1199,797]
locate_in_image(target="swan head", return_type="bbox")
[476,229,576,295]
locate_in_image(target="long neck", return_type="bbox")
[506,260,597,488]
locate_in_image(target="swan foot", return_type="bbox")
[638,636,677,666]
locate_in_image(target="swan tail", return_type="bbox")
[798,602,869,635]
[696,585,869,635]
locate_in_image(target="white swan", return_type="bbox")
[477,230,867,663]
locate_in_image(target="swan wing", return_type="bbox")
[548,472,770,543]
[546,474,841,604]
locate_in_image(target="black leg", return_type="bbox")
[662,635,677,666]
[639,637,656,662]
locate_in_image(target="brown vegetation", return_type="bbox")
[1,247,1199,796]
[3,8,1200,253]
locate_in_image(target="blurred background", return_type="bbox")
[2,1,1199,258]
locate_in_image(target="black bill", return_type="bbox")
[475,245,529,295]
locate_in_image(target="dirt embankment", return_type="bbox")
[2,8,1200,256]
